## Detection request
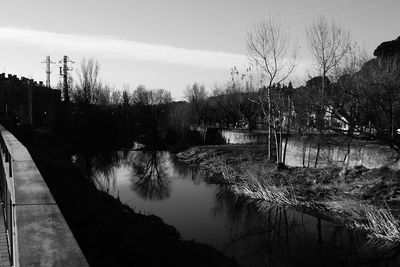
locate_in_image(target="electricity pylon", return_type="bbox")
[41,55,55,88]
[59,56,74,103]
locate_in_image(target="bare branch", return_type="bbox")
[247,17,296,87]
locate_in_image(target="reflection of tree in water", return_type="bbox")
[213,187,260,227]
[168,156,205,185]
[128,151,171,200]
[169,156,191,177]
[213,188,400,267]
[78,151,122,193]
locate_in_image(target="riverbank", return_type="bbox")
[177,144,400,246]
[9,126,237,267]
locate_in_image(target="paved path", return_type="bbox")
[0,124,88,266]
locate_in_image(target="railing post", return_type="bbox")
[0,138,4,153]
[8,155,12,178]
[4,150,8,163]
[9,202,14,266]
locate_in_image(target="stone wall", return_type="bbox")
[284,138,400,170]
[220,130,266,144]
[197,128,400,170]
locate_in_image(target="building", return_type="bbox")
[0,73,61,127]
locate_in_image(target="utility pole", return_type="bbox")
[59,56,74,103]
[41,55,55,88]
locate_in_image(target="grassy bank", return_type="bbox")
[178,144,400,247]
[9,127,237,267]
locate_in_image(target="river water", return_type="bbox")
[78,150,400,267]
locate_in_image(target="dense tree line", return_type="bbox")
[52,17,399,157]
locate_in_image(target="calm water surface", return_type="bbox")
[78,150,400,267]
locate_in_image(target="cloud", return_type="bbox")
[0,27,247,69]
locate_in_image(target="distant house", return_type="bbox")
[324,105,349,131]
[0,73,61,127]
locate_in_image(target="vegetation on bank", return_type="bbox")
[9,126,237,267]
[177,145,400,247]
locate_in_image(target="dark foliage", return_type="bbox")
[374,36,400,58]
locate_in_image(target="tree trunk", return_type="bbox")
[279,129,283,163]
[347,122,355,137]
[307,141,312,167]
[283,117,290,165]
[302,133,306,167]
[274,122,279,163]
[314,142,320,168]
[268,86,271,161]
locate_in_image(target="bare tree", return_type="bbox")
[247,17,296,161]
[132,85,149,105]
[96,83,111,106]
[307,16,351,79]
[74,58,102,105]
[121,84,131,106]
[111,90,122,106]
[306,15,351,166]
[247,18,296,87]
[306,16,351,128]
[221,65,262,132]
[184,83,208,125]
[132,86,172,140]
[184,83,207,102]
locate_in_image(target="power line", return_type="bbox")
[172,0,326,48]
[337,0,394,18]
[164,0,351,66]
[288,0,350,23]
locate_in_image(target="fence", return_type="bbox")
[0,131,16,265]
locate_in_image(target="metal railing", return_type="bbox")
[0,125,88,266]
[0,133,16,266]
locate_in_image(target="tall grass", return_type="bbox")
[181,147,400,247]
[230,180,295,207]
[222,162,298,209]
[352,204,400,248]
[325,199,400,249]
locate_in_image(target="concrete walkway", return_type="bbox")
[0,124,88,266]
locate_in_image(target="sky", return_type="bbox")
[0,0,399,99]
